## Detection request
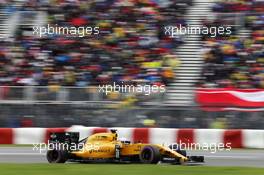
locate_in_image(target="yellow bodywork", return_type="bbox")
[71,132,188,162]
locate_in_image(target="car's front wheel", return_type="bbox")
[139,146,161,164]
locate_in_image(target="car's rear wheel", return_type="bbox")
[139,146,161,164]
[47,150,68,163]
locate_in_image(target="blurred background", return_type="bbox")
[0,0,263,129]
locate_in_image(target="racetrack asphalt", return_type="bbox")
[0,147,263,167]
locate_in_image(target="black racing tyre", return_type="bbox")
[139,146,161,164]
[46,149,68,163]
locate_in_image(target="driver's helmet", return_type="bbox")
[119,137,130,144]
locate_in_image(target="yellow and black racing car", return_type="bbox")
[46,129,204,164]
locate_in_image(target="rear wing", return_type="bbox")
[49,132,79,144]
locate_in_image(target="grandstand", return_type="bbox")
[0,0,263,129]
[166,0,216,106]
[200,0,264,89]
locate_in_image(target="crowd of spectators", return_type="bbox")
[0,0,194,87]
[199,0,264,89]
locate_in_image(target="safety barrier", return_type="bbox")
[0,126,263,148]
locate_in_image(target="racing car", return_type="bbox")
[46,129,204,164]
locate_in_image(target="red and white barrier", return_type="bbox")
[0,126,264,148]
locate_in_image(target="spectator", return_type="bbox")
[0,0,190,87]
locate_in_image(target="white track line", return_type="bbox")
[0,153,45,155]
